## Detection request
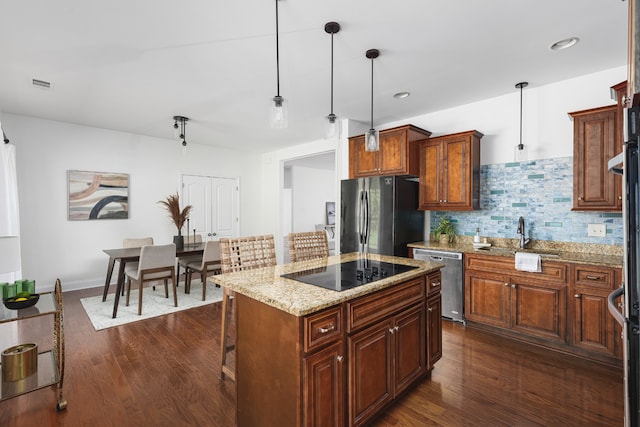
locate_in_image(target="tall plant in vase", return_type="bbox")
[158,192,192,250]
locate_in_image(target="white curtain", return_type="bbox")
[0,142,21,281]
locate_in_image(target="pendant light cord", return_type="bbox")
[519,84,523,148]
[370,56,374,129]
[275,0,280,97]
[330,32,334,115]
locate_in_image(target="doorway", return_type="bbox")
[181,175,239,241]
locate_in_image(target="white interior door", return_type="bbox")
[182,175,239,240]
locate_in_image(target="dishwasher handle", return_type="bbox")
[413,249,463,261]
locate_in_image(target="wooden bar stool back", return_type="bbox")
[219,234,277,381]
[287,231,329,262]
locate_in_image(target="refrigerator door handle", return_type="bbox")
[608,286,626,327]
[358,190,365,244]
[363,190,369,244]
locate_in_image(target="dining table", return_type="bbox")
[102,242,206,318]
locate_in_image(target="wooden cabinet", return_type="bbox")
[348,124,431,178]
[418,130,482,211]
[426,293,442,368]
[464,254,568,343]
[570,264,623,362]
[304,341,345,427]
[348,303,424,427]
[464,253,623,366]
[570,105,620,211]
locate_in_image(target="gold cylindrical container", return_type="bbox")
[1,343,38,382]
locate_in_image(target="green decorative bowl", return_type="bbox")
[3,294,39,310]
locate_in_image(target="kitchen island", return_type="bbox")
[211,252,443,427]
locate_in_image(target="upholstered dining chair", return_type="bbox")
[179,240,221,301]
[287,231,329,262]
[119,237,154,294]
[124,243,177,315]
[219,234,277,382]
[176,233,203,285]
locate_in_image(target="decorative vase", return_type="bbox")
[173,234,184,250]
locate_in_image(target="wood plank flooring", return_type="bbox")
[0,286,624,426]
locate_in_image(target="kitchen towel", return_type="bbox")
[515,252,542,272]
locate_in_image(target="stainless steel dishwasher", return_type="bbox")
[413,248,464,323]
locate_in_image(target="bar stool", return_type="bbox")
[219,234,277,382]
[287,231,329,262]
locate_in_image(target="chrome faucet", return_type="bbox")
[517,216,530,249]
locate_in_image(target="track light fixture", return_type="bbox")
[324,21,341,140]
[270,0,288,128]
[365,49,380,152]
[515,82,528,162]
[173,116,189,147]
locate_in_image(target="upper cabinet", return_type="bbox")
[348,124,431,178]
[569,105,620,211]
[418,130,482,211]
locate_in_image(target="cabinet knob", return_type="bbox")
[578,196,583,201]
[619,196,623,200]
[504,283,509,287]
[337,355,344,362]
[511,284,516,288]
[394,326,400,332]
[428,307,433,312]
[432,282,440,287]
[388,328,395,334]
[574,294,580,298]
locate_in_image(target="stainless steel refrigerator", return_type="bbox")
[340,176,424,257]
[608,106,640,427]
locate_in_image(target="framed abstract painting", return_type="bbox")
[67,170,129,220]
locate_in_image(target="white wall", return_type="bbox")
[4,114,262,291]
[290,165,335,232]
[384,66,627,164]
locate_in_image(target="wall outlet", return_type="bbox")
[588,224,606,237]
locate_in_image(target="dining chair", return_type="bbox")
[219,234,277,382]
[118,237,154,294]
[124,243,177,315]
[179,240,221,301]
[287,231,329,262]
[176,233,203,285]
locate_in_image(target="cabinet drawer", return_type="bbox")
[347,277,425,333]
[465,254,568,283]
[573,265,615,290]
[304,305,343,353]
[426,271,442,296]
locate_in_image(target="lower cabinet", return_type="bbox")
[426,293,442,368]
[304,342,345,427]
[348,303,425,427]
[464,253,622,366]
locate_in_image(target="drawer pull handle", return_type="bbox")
[585,275,602,280]
[574,294,581,298]
[432,282,441,287]
[319,324,335,334]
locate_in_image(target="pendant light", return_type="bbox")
[173,116,189,147]
[324,22,341,140]
[365,49,380,152]
[514,82,528,162]
[270,0,288,128]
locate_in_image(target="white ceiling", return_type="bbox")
[0,0,629,152]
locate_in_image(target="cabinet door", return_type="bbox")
[349,135,379,178]
[571,106,619,211]
[426,293,442,369]
[442,136,470,208]
[572,291,616,356]
[393,304,426,396]
[510,279,567,342]
[348,319,393,427]
[304,342,345,427]
[378,128,408,175]
[464,270,510,328]
[418,140,443,209]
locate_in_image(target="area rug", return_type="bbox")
[81,280,223,331]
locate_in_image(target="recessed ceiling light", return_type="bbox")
[393,91,410,99]
[550,37,579,51]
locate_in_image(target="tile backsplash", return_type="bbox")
[431,157,623,246]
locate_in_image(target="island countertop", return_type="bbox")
[209,252,443,317]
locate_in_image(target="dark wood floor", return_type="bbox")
[0,285,624,426]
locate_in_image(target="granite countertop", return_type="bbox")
[210,252,443,317]
[408,236,623,268]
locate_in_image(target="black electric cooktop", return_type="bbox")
[281,259,418,292]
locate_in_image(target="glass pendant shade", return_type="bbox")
[365,128,379,152]
[270,95,288,129]
[325,113,341,140]
[514,143,528,162]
